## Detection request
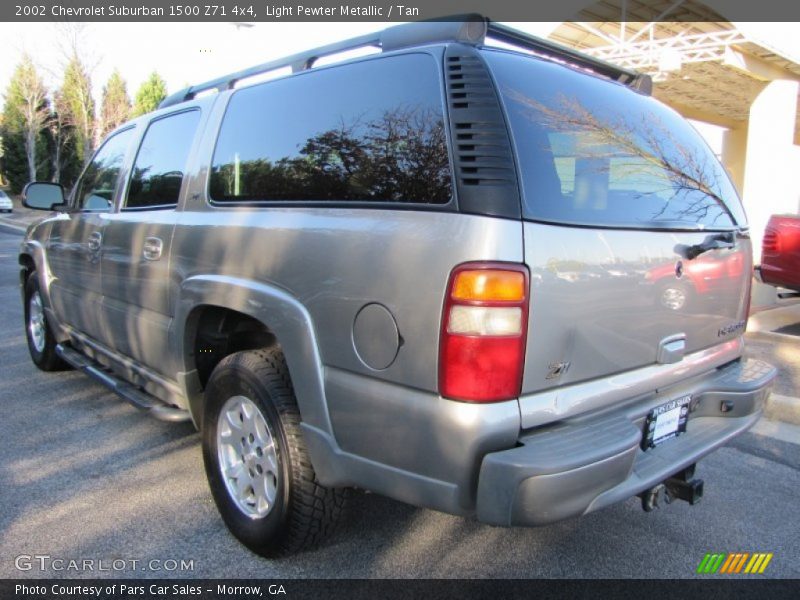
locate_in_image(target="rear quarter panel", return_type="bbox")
[171,208,524,393]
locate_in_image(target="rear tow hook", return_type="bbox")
[640,464,704,512]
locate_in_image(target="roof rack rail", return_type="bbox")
[159,14,650,109]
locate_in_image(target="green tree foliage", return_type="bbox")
[100,70,131,138]
[1,55,51,193]
[0,114,4,187]
[132,72,167,117]
[49,90,82,189]
[60,55,96,166]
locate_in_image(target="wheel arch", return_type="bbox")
[174,275,334,442]
[19,252,35,287]
[18,241,69,343]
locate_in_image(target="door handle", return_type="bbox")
[87,231,103,252]
[143,237,163,261]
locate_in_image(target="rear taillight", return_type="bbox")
[439,262,529,402]
[762,229,781,254]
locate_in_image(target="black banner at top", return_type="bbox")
[3,0,800,22]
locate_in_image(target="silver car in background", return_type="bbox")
[0,190,13,212]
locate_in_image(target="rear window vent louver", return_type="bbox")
[445,48,520,219]
[447,55,496,110]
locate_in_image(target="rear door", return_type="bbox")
[485,50,751,394]
[100,109,203,376]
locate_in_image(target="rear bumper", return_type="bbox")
[476,357,776,526]
[760,265,800,292]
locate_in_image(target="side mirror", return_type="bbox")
[22,182,66,211]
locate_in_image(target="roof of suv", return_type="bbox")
[158,15,651,111]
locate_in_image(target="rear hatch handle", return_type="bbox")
[675,232,736,260]
[657,333,686,364]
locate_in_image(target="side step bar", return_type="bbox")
[56,344,191,423]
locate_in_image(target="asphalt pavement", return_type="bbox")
[0,227,798,579]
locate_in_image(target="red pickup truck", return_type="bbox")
[761,214,800,292]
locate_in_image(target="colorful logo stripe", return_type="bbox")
[697,553,773,574]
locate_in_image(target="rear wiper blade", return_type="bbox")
[675,232,736,260]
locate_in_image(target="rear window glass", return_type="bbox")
[209,53,451,205]
[484,50,746,230]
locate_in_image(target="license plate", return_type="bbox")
[642,395,691,450]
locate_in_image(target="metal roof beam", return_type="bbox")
[585,30,747,71]
[624,0,686,45]
[573,22,619,45]
[723,47,800,82]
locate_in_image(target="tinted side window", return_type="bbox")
[210,53,451,204]
[74,128,135,211]
[126,110,201,209]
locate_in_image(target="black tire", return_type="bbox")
[202,348,347,557]
[24,273,67,371]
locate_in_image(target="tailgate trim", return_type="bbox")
[519,338,743,429]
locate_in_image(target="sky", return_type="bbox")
[0,21,556,109]
[1,21,797,107]
[0,20,797,155]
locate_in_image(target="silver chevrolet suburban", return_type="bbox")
[19,17,776,556]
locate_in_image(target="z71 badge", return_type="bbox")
[718,320,746,337]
